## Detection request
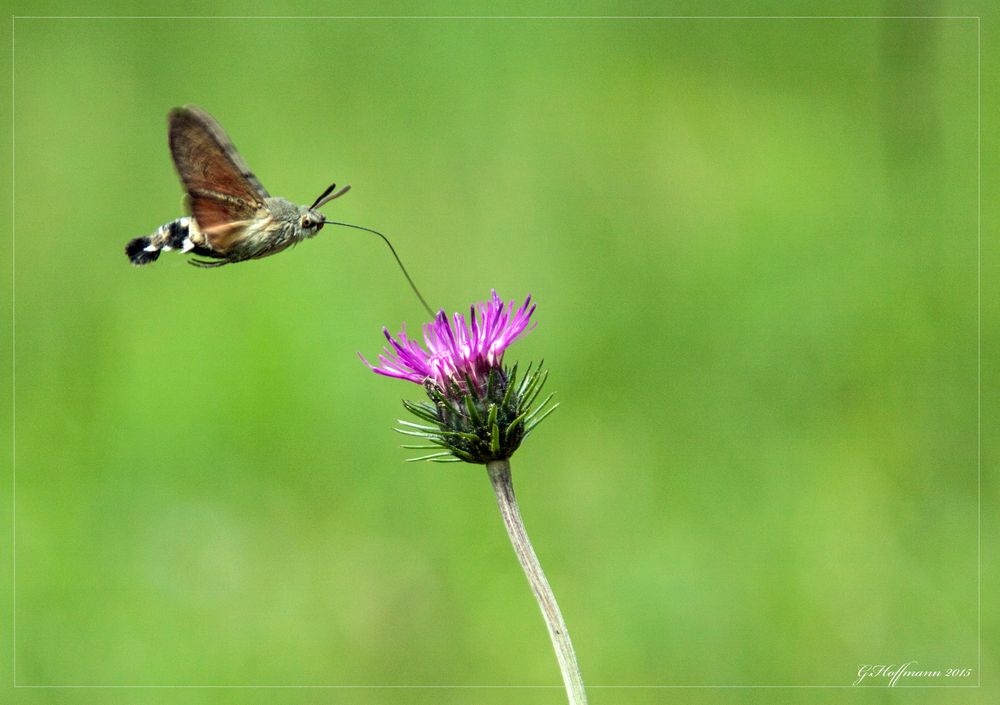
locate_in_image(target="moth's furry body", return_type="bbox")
[127,198,323,268]
[125,106,338,268]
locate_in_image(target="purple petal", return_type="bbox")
[362,290,537,388]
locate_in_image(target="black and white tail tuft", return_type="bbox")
[125,217,193,266]
[125,236,161,265]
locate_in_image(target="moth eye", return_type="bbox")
[302,218,313,228]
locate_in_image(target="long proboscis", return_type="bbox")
[324,219,435,318]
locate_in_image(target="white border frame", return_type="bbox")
[9,13,983,691]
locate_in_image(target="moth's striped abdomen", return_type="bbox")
[125,217,196,265]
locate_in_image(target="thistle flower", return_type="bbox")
[362,291,587,704]
[361,290,557,464]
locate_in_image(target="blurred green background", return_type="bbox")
[3,2,997,704]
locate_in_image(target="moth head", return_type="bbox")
[298,206,326,236]
[301,182,351,236]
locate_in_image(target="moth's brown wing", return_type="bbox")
[168,106,270,235]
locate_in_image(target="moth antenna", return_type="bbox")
[310,182,338,209]
[311,183,352,210]
[323,220,434,317]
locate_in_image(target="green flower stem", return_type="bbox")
[486,459,587,705]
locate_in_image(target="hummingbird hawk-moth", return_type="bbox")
[125,105,351,268]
